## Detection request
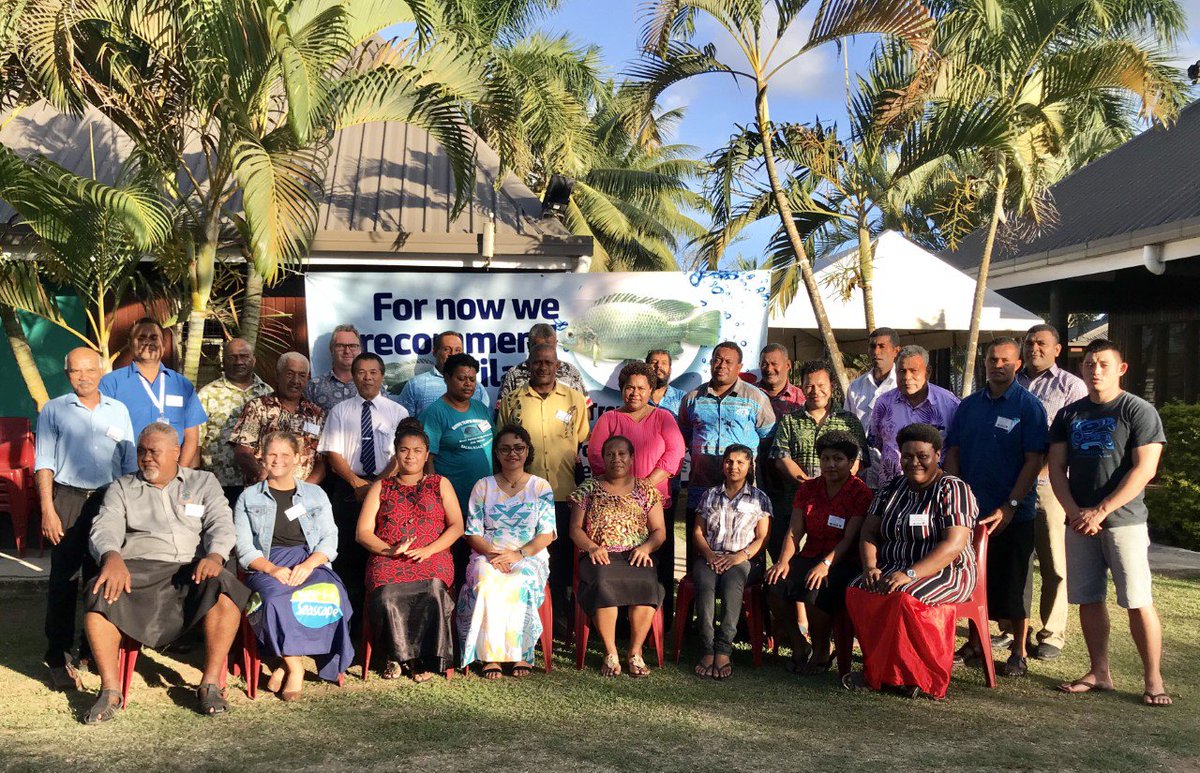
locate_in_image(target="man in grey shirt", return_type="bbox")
[82,423,250,724]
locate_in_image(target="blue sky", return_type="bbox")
[538,0,1200,266]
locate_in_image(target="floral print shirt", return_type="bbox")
[229,395,326,483]
[569,477,661,552]
[197,375,273,487]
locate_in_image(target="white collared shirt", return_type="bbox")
[317,393,409,475]
[844,366,898,427]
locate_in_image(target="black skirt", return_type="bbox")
[771,554,860,615]
[85,559,250,649]
[577,550,665,614]
[368,579,454,672]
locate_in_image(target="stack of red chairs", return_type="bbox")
[0,417,38,558]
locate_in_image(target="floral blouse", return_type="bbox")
[569,477,661,552]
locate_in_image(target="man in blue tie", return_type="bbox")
[317,353,408,628]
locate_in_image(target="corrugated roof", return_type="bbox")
[943,98,1200,273]
[0,101,588,260]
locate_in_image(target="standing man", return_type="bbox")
[34,347,137,689]
[1018,323,1088,661]
[944,338,1047,677]
[646,349,685,415]
[755,344,806,559]
[773,360,868,485]
[845,328,900,480]
[497,343,590,627]
[230,352,327,485]
[100,317,206,467]
[496,323,588,405]
[678,341,776,571]
[396,330,489,416]
[317,353,409,627]
[867,344,959,487]
[304,323,362,412]
[1050,339,1170,706]
[196,338,272,504]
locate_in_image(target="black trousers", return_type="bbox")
[548,502,574,624]
[325,475,370,637]
[44,484,103,667]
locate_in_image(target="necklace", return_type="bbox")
[498,471,528,489]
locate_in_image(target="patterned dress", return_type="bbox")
[569,478,665,613]
[456,476,557,666]
[366,476,455,591]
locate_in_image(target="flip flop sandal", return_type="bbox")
[627,655,650,678]
[481,665,504,680]
[382,661,404,680]
[510,663,533,678]
[841,672,871,693]
[1142,691,1172,707]
[411,671,435,684]
[196,683,228,716]
[953,644,983,666]
[712,662,733,680]
[83,689,122,725]
[601,654,621,677]
[800,658,833,676]
[694,661,714,679]
[1057,679,1114,694]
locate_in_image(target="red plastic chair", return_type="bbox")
[671,573,767,667]
[452,582,554,674]
[359,587,456,681]
[0,418,37,558]
[833,523,995,688]
[116,635,229,709]
[572,548,664,670]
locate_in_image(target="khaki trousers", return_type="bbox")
[1033,483,1069,648]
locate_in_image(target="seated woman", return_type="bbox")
[569,435,667,678]
[844,423,978,700]
[765,431,872,675]
[234,431,354,699]
[356,419,464,682]
[689,444,770,680]
[456,425,557,678]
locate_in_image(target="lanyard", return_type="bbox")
[139,370,167,417]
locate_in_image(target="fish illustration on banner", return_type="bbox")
[561,293,722,365]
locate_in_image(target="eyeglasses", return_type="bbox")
[333,343,361,351]
[498,445,529,455]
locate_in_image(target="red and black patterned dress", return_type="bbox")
[366,475,454,592]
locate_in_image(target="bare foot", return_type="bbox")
[267,667,286,694]
[1057,671,1114,693]
[411,671,435,684]
[283,666,304,696]
[695,654,714,678]
[1143,676,1172,706]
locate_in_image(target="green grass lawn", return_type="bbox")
[0,573,1196,773]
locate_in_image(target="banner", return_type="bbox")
[306,270,770,411]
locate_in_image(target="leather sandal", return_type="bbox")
[196,683,229,716]
[83,689,122,725]
[627,655,650,678]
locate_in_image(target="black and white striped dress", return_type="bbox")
[852,473,978,605]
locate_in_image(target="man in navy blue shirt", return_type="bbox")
[945,337,1047,677]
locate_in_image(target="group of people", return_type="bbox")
[31,314,1172,724]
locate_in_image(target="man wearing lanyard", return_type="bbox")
[100,317,206,467]
[35,348,138,689]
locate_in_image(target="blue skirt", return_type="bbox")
[244,545,355,682]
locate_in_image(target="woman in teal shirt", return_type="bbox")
[419,352,494,586]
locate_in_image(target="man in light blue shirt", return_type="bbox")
[34,347,137,689]
[99,317,206,467]
[395,330,488,416]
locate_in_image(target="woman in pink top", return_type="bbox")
[589,362,685,507]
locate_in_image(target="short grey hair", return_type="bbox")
[139,422,179,446]
[528,323,556,341]
[276,351,311,376]
[328,324,360,352]
[897,344,930,368]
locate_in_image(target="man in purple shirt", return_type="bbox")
[867,345,959,487]
[1016,323,1088,660]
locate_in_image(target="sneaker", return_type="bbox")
[990,633,1013,648]
[1002,654,1028,677]
[1033,643,1062,661]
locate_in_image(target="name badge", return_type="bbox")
[302,421,321,436]
[184,503,205,518]
[105,426,124,442]
[165,394,184,408]
[908,512,930,528]
[994,416,1018,432]
[827,515,846,529]
[555,409,573,423]
[285,504,306,521]
[736,501,758,514]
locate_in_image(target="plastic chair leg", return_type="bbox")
[9,499,26,558]
[573,600,589,670]
[240,615,259,700]
[969,611,997,688]
[744,585,764,669]
[650,605,664,668]
[538,584,554,673]
[672,577,695,662]
[360,611,373,681]
[118,636,139,709]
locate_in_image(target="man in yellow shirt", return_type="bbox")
[497,343,589,631]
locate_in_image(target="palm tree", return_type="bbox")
[8,0,480,381]
[915,0,1188,395]
[631,0,936,392]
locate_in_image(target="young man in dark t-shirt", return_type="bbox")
[1048,339,1169,706]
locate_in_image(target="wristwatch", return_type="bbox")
[1007,499,1020,509]
[905,568,917,579]
[821,558,832,567]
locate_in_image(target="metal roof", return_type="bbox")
[942,99,1200,275]
[0,102,590,264]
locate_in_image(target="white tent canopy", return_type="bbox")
[769,231,1044,359]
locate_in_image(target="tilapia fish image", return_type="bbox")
[562,293,722,364]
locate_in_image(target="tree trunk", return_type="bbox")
[960,171,1008,397]
[183,224,218,383]
[755,85,849,392]
[1,306,50,409]
[857,215,876,334]
[241,263,264,349]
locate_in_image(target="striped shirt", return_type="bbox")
[855,473,978,605]
[1018,365,1087,484]
[678,379,776,500]
[694,483,772,554]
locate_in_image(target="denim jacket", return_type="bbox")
[233,480,339,570]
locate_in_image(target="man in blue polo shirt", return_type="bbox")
[944,337,1047,677]
[100,317,207,467]
[35,347,137,689]
[395,330,489,416]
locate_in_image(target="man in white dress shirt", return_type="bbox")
[844,327,900,485]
